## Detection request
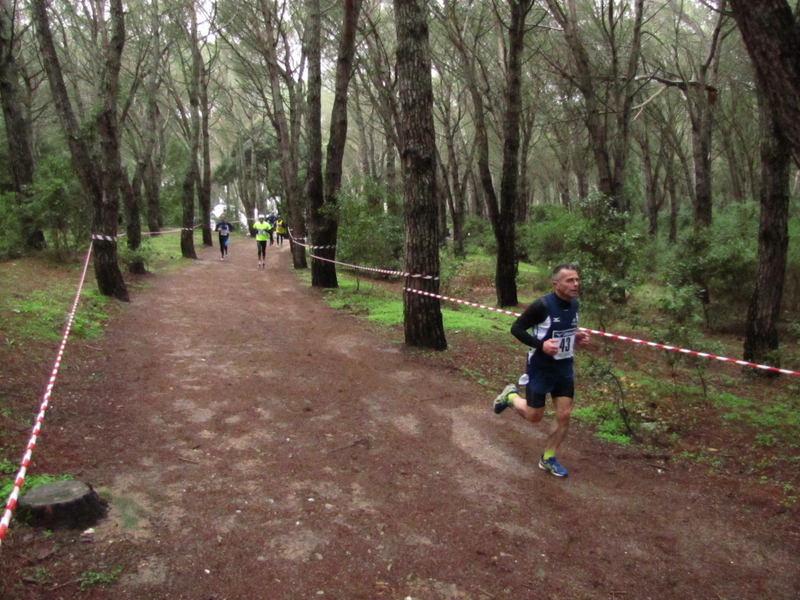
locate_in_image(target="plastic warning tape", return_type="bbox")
[308,252,439,280]
[94,226,196,240]
[0,245,95,546]
[403,287,800,377]
[286,233,336,251]
[288,229,438,280]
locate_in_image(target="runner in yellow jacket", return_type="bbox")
[253,215,273,268]
[275,217,287,247]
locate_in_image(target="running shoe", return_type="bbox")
[493,384,517,414]
[538,455,568,477]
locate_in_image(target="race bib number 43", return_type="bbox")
[552,329,576,360]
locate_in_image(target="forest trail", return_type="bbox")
[3,235,798,600]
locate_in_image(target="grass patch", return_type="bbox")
[316,270,519,336]
[3,285,109,343]
[0,453,73,500]
[79,566,123,591]
[572,403,634,445]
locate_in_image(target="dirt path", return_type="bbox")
[6,237,799,599]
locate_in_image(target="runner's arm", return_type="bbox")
[510,299,547,351]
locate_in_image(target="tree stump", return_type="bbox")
[18,481,107,529]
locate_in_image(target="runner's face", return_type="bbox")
[553,269,579,300]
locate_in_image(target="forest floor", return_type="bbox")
[0,236,798,600]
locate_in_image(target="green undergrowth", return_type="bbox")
[0,260,112,347]
[4,287,109,342]
[305,269,517,337]
[122,230,209,272]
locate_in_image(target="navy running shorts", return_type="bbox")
[525,369,574,408]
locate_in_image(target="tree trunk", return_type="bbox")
[518,110,534,222]
[310,0,361,288]
[180,165,197,259]
[691,102,713,228]
[144,0,162,235]
[544,0,645,214]
[743,96,791,371]
[199,61,213,247]
[394,0,446,351]
[729,0,800,166]
[261,0,306,269]
[385,130,401,217]
[32,0,128,301]
[178,2,203,260]
[121,164,146,274]
[494,0,534,307]
[667,160,679,243]
[444,117,468,258]
[0,0,40,250]
[305,0,325,284]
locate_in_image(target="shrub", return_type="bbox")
[0,154,89,261]
[118,238,160,272]
[665,204,758,312]
[462,214,495,254]
[337,181,404,273]
[517,204,575,265]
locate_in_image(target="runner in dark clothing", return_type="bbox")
[215,214,234,260]
[492,264,590,477]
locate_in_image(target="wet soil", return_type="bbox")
[1,237,798,600]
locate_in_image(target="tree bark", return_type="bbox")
[144,0,163,235]
[314,0,363,287]
[545,0,645,214]
[261,0,306,269]
[394,0,446,350]
[444,0,528,306]
[493,0,534,308]
[199,50,213,247]
[729,0,800,166]
[178,3,203,259]
[305,0,325,284]
[180,165,197,259]
[743,95,792,371]
[121,164,146,274]
[0,0,40,249]
[32,0,128,301]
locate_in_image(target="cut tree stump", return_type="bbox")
[18,481,107,529]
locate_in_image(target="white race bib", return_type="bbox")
[552,329,576,360]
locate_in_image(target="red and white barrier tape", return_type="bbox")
[309,251,438,280]
[403,287,800,377]
[288,229,438,280]
[0,245,95,545]
[93,227,191,242]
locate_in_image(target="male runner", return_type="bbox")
[215,214,234,260]
[493,264,590,477]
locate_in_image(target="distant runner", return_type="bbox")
[493,264,590,477]
[267,212,277,246]
[275,217,287,247]
[215,214,234,260]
